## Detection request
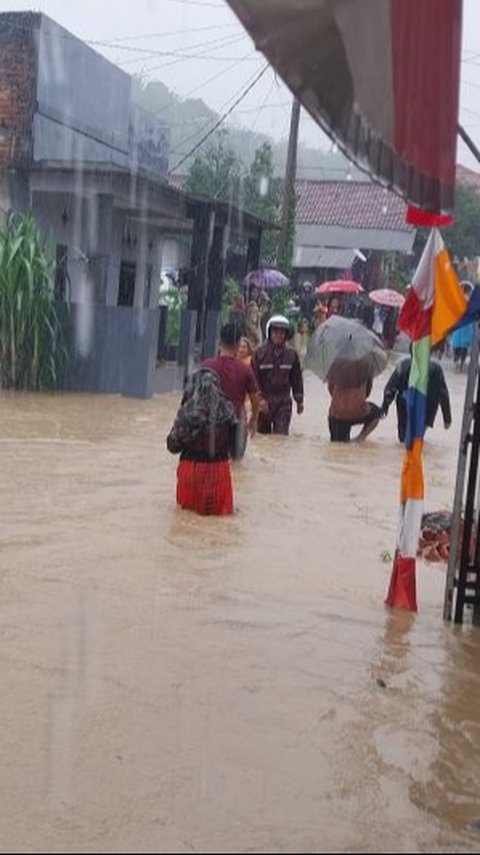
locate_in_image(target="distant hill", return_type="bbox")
[132,77,365,181]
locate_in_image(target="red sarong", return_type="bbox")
[176,460,233,516]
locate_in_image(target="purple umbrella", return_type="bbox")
[245,269,290,290]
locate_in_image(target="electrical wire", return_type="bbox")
[89,23,238,44]
[91,33,248,66]
[137,49,258,117]
[168,63,269,175]
[169,61,267,155]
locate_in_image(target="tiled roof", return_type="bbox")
[457,164,480,194]
[295,179,413,232]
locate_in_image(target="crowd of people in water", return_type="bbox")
[166,281,469,517]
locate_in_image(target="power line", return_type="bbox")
[90,31,241,55]
[91,33,249,65]
[235,100,291,115]
[139,49,258,116]
[462,79,480,91]
[209,71,278,203]
[170,61,267,154]
[90,23,238,44]
[115,36,247,68]
[458,49,480,64]
[166,0,224,6]
[127,39,254,76]
[165,101,292,129]
[168,64,269,175]
[241,73,277,128]
[460,105,480,120]
[4,18,238,45]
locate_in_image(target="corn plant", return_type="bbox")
[0,212,67,390]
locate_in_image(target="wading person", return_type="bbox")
[203,322,260,457]
[166,369,238,516]
[236,336,253,366]
[327,358,381,443]
[293,318,310,370]
[381,355,452,443]
[253,314,304,435]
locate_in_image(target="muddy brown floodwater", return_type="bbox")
[0,362,480,853]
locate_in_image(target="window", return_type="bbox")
[118,261,136,306]
[55,244,69,300]
[144,265,153,308]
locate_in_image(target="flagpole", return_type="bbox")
[458,124,480,165]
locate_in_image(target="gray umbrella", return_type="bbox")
[306,315,387,382]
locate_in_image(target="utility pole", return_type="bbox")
[277,97,301,271]
[458,122,480,164]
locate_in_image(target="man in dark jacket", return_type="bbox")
[381,356,452,443]
[253,314,304,435]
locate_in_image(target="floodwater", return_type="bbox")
[1,361,480,854]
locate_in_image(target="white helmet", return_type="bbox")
[266,314,291,337]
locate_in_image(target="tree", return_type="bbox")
[185,131,243,204]
[446,182,480,264]
[383,251,411,292]
[413,182,480,274]
[185,139,286,267]
[132,74,364,179]
[243,142,283,265]
[243,143,282,224]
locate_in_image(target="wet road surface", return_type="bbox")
[0,363,479,853]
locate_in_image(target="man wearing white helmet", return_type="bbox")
[252,315,304,435]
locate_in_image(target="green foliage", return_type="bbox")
[243,142,282,263]
[162,287,185,345]
[132,75,360,180]
[224,276,242,305]
[271,288,290,316]
[186,138,284,267]
[383,251,410,292]
[222,276,243,322]
[413,181,480,270]
[0,212,67,390]
[185,130,243,203]
[446,182,480,262]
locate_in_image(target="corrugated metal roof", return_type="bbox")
[293,246,355,269]
[296,224,415,253]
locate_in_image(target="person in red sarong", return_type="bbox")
[166,369,238,516]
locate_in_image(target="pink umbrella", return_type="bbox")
[315,279,364,295]
[369,288,405,308]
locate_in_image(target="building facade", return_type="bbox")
[293,179,416,288]
[0,12,193,396]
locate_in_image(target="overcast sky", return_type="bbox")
[1,0,480,169]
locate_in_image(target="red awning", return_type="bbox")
[226,0,463,223]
